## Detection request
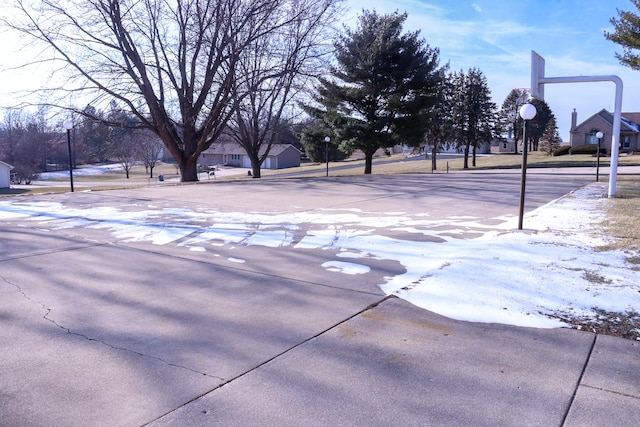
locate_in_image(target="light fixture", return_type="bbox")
[63,120,74,192]
[324,136,330,177]
[518,103,537,230]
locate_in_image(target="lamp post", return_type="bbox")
[325,136,330,177]
[595,131,603,182]
[63,120,74,192]
[518,103,537,230]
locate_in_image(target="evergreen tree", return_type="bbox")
[527,98,554,152]
[605,0,640,70]
[77,105,111,164]
[299,118,348,163]
[499,88,529,154]
[305,10,443,174]
[451,68,497,169]
[539,115,562,155]
[423,67,453,171]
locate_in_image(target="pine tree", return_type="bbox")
[423,67,454,171]
[539,115,562,155]
[499,88,529,154]
[605,0,640,70]
[527,98,554,152]
[305,10,443,174]
[451,68,497,169]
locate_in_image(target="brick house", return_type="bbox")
[569,109,640,154]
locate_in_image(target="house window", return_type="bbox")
[585,133,598,145]
[623,135,630,149]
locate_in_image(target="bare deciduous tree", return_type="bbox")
[140,132,163,178]
[0,108,54,183]
[227,0,340,178]
[5,0,336,181]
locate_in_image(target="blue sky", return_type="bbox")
[345,0,640,140]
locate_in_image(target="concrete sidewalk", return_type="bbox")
[1,172,638,426]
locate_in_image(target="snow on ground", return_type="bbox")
[39,164,125,179]
[1,182,638,330]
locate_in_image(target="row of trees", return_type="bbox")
[0,104,165,182]
[2,1,564,181]
[302,11,560,173]
[0,109,57,183]
[4,0,341,181]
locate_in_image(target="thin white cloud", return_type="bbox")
[472,3,482,13]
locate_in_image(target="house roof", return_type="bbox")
[0,160,15,170]
[204,141,302,156]
[581,109,640,133]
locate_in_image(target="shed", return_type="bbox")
[0,160,14,189]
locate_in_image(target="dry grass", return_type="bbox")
[602,175,640,254]
[264,151,640,178]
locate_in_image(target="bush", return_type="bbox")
[569,144,607,156]
[552,146,571,156]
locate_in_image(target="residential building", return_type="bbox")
[200,140,302,170]
[569,109,640,154]
[0,160,14,189]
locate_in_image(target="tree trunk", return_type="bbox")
[179,158,199,182]
[252,163,261,178]
[431,146,437,171]
[472,145,477,167]
[364,152,374,174]
[463,142,470,169]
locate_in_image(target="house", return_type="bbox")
[0,160,14,189]
[491,139,513,154]
[200,140,302,170]
[569,109,640,154]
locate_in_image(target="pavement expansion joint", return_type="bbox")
[0,274,224,381]
[561,332,597,426]
[145,294,398,426]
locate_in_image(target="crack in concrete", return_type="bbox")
[0,274,224,381]
[580,383,640,401]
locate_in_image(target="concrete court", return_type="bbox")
[1,170,639,426]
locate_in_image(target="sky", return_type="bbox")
[1,171,639,331]
[344,0,640,141]
[0,1,639,141]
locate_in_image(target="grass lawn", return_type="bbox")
[602,175,640,255]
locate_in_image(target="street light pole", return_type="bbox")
[518,103,537,230]
[63,120,74,192]
[595,131,603,182]
[325,136,330,177]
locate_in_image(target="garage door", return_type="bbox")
[243,157,270,169]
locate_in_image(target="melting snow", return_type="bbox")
[1,182,638,329]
